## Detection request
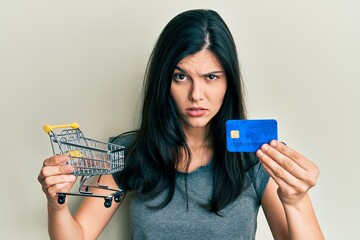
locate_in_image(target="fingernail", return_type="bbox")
[257,150,264,157]
[261,144,269,152]
[65,165,73,172]
[270,140,277,147]
[60,155,67,161]
[69,175,76,181]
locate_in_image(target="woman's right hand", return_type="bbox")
[38,154,77,209]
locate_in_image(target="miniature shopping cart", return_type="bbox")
[43,122,125,208]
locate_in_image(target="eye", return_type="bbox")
[206,74,218,81]
[173,73,188,82]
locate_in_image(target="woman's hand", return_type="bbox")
[256,140,320,206]
[38,154,77,209]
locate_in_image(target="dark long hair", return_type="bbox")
[119,9,248,214]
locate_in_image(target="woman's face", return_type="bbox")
[170,49,227,131]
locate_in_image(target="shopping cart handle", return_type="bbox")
[43,122,80,133]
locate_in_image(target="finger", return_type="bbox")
[258,143,309,181]
[43,154,69,167]
[44,182,72,198]
[259,156,316,205]
[42,174,77,189]
[259,160,299,196]
[38,164,74,183]
[269,140,317,172]
[257,148,302,189]
[259,141,320,187]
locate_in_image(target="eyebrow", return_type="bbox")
[174,66,224,76]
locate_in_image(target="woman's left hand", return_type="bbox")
[256,140,320,206]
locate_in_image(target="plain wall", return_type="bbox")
[1,0,359,239]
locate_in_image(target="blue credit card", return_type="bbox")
[226,119,278,152]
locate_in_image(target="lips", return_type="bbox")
[186,107,207,117]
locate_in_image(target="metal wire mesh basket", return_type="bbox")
[43,123,125,207]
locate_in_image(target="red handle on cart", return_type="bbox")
[43,122,80,133]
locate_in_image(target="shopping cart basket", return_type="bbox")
[43,122,125,208]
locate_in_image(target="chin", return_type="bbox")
[185,120,210,129]
[180,115,213,129]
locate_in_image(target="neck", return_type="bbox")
[182,125,209,148]
[177,125,213,172]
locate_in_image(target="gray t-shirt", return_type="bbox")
[111,134,270,240]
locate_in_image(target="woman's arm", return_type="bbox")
[257,140,324,240]
[38,155,123,240]
[73,174,124,239]
[261,178,289,239]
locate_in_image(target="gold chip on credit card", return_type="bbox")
[230,130,240,138]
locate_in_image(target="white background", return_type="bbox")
[1,0,359,239]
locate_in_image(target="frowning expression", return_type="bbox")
[170,49,227,131]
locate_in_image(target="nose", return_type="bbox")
[189,79,204,102]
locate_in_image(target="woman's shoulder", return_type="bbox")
[243,152,270,199]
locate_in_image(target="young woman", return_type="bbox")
[38,9,324,239]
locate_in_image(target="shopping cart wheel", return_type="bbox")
[114,194,122,203]
[104,198,112,208]
[58,194,66,205]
